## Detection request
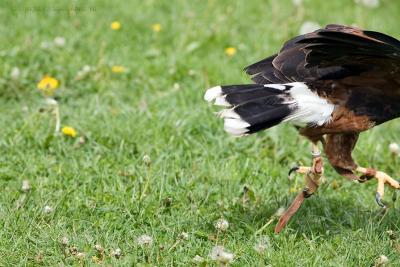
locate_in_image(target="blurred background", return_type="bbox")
[1,0,400,265]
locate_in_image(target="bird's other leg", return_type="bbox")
[275,143,324,233]
[355,167,400,208]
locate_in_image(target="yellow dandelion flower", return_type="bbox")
[152,23,162,33]
[111,21,121,30]
[37,75,59,96]
[111,65,126,73]
[225,47,237,56]
[62,126,77,138]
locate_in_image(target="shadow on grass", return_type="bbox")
[230,192,400,236]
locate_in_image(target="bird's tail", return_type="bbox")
[204,82,334,136]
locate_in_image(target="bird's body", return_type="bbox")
[205,24,400,232]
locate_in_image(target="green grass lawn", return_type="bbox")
[1,0,400,266]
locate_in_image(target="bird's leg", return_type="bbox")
[275,143,324,233]
[355,167,400,208]
[289,143,324,196]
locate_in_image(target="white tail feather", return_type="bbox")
[217,109,240,119]
[214,96,231,106]
[224,118,250,129]
[204,86,222,102]
[204,82,334,137]
[224,127,249,135]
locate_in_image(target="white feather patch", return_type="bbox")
[264,84,286,90]
[283,82,334,126]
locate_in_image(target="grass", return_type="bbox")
[1,0,400,265]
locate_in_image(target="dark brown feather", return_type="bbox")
[244,24,400,177]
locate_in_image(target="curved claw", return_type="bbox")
[288,166,299,177]
[375,192,386,208]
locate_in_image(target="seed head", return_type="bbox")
[210,246,234,264]
[76,252,86,260]
[11,67,20,80]
[254,242,267,254]
[375,254,389,266]
[94,244,104,253]
[275,207,286,217]
[389,143,399,155]
[193,255,205,263]
[214,218,229,231]
[292,0,302,6]
[43,205,53,214]
[179,232,189,240]
[111,248,122,258]
[254,236,270,255]
[45,98,58,106]
[54,37,66,47]
[137,234,153,246]
[22,180,31,192]
[143,155,151,166]
[61,236,69,246]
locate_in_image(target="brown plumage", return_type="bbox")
[205,24,400,232]
[245,24,400,179]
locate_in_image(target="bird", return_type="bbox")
[204,24,400,233]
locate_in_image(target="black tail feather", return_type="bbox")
[221,84,283,106]
[215,84,296,135]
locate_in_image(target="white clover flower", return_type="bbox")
[355,0,379,8]
[173,83,180,90]
[76,65,92,79]
[179,232,189,240]
[210,246,234,264]
[137,234,153,246]
[193,255,205,263]
[299,21,321,35]
[292,0,302,6]
[43,205,54,214]
[375,254,389,266]
[45,98,58,106]
[61,236,69,246]
[111,248,122,258]
[254,236,270,254]
[76,252,86,260]
[214,218,229,231]
[275,207,286,217]
[389,143,399,155]
[54,37,66,47]
[143,155,151,166]
[82,65,91,73]
[78,136,86,145]
[254,242,267,254]
[94,244,104,252]
[11,67,20,80]
[40,41,52,50]
[21,180,31,192]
